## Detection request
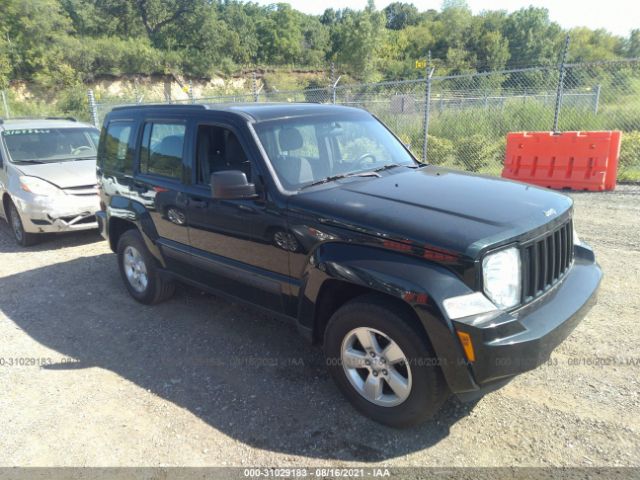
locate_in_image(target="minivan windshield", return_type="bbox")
[2,128,99,163]
[253,115,417,190]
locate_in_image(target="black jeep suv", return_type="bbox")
[96,103,601,427]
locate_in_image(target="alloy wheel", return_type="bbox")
[340,327,413,407]
[123,245,149,293]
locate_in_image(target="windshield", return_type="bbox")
[2,127,99,163]
[254,114,416,190]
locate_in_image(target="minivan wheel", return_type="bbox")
[324,294,448,428]
[117,229,175,304]
[7,202,38,246]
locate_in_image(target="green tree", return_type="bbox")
[331,1,386,80]
[1,0,77,86]
[624,29,640,58]
[502,7,563,66]
[256,4,304,65]
[383,2,420,30]
[476,31,510,71]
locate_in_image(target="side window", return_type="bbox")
[101,121,133,174]
[139,122,185,179]
[195,125,251,185]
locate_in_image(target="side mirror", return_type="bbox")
[211,170,257,200]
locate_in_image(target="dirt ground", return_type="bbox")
[0,185,638,467]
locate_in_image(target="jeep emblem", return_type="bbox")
[544,208,557,217]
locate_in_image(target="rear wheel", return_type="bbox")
[117,229,175,304]
[324,294,448,428]
[7,202,38,246]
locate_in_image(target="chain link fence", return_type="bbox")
[91,58,640,182]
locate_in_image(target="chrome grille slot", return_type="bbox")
[522,219,574,303]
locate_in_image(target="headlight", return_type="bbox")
[482,247,521,310]
[19,176,64,197]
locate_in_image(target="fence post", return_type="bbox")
[332,75,342,104]
[422,51,434,163]
[1,90,10,118]
[593,84,601,114]
[188,80,194,104]
[553,34,570,133]
[252,71,259,102]
[163,78,172,104]
[87,89,98,127]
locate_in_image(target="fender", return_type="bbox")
[106,194,164,264]
[298,242,480,393]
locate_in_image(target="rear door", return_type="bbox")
[132,115,192,273]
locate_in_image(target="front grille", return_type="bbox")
[521,219,574,302]
[63,184,98,196]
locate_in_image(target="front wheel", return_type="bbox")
[117,229,175,304]
[7,202,38,246]
[324,294,448,428]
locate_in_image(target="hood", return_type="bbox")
[289,166,573,258]
[15,159,97,189]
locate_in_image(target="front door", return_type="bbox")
[183,120,292,313]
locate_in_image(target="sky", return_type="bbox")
[253,0,639,37]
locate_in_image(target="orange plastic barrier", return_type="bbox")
[501,131,621,191]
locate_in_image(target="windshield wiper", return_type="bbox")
[11,159,46,164]
[300,171,381,190]
[373,163,420,172]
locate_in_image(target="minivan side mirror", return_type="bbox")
[210,170,257,200]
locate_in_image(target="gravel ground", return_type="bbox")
[0,185,638,467]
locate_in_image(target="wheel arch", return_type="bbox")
[105,195,163,263]
[2,192,12,218]
[298,242,479,393]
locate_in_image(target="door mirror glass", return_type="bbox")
[211,170,257,199]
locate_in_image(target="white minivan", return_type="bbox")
[0,117,101,246]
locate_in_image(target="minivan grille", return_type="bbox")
[63,184,98,196]
[522,219,574,302]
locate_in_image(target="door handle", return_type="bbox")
[190,198,207,209]
[238,204,255,213]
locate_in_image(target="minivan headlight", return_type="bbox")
[482,247,521,310]
[19,176,64,197]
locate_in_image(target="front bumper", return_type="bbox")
[13,192,100,234]
[452,243,602,391]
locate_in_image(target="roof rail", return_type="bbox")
[111,103,208,111]
[45,116,77,122]
[0,116,78,124]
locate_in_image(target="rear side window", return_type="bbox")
[101,121,133,174]
[139,122,185,179]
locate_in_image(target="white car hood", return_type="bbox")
[16,159,97,189]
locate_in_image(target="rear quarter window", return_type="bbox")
[100,120,134,174]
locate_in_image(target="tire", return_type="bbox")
[117,229,175,304]
[7,201,39,246]
[324,294,448,428]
